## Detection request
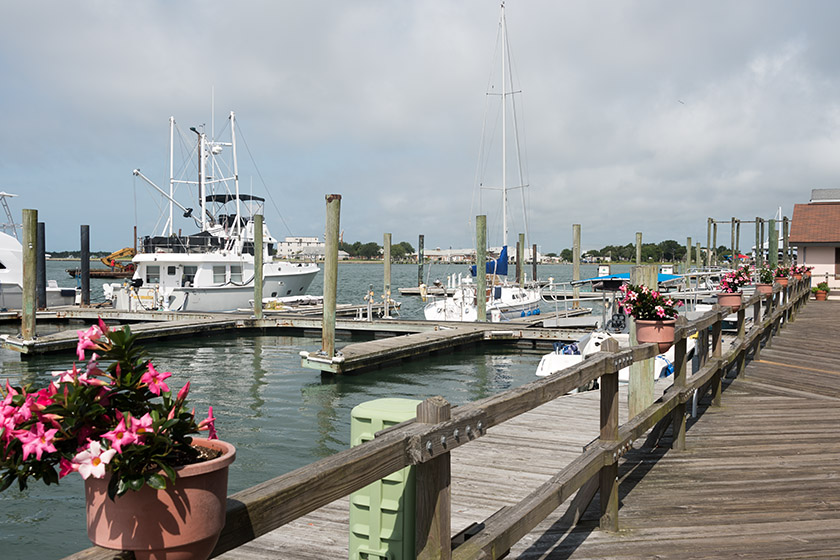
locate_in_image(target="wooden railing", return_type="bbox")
[64,278,812,560]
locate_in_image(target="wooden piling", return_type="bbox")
[706,217,712,268]
[712,221,718,266]
[418,234,425,286]
[635,232,642,265]
[36,221,46,310]
[768,219,778,268]
[476,216,487,322]
[759,218,766,267]
[730,217,736,264]
[80,225,90,307]
[384,233,392,318]
[755,217,762,267]
[671,317,688,451]
[22,209,37,340]
[782,217,790,266]
[685,237,692,274]
[254,214,264,320]
[628,265,656,418]
[735,219,741,260]
[599,336,620,532]
[696,242,701,269]
[322,194,341,358]
[532,243,537,284]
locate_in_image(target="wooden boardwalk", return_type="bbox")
[219,299,840,559]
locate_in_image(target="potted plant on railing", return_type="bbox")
[756,266,774,295]
[0,320,234,560]
[774,265,791,287]
[716,265,751,311]
[618,283,683,352]
[812,281,829,301]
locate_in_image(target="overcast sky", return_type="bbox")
[2,1,839,253]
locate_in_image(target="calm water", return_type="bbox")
[0,259,619,559]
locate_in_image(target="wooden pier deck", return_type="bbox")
[224,297,840,558]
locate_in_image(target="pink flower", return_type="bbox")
[76,325,104,361]
[132,413,154,439]
[140,363,171,395]
[655,305,666,318]
[176,382,190,403]
[198,406,217,440]
[18,422,59,461]
[59,457,78,479]
[73,440,117,480]
[102,416,137,453]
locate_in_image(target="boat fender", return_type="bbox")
[131,278,143,288]
[520,311,525,317]
[534,308,540,315]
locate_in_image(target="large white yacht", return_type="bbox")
[104,112,318,312]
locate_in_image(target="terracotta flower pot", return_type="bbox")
[716,291,742,312]
[805,271,812,278]
[635,318,676,353]
[755,283,773,296]
[815,290,828,301]
[775,277,789,287]
[793,273,803,281]
[85,438,236,560]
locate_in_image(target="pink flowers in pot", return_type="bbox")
[1,320,218,499]
[718,265,752,294]
[618,283,683,320]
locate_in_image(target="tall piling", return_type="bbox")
[80,225,90,307]
[572,224,581,308]
[685,237,692,274]
[22,210,37,340]
[759,218,766,267]
[730,217,736,264]
[531,243,538,283]
[322,194,341,358]
[254,214,264,319]
[384,232,392,318]
[712,221,718,266]
[782,217,790,266]
[768,219,778,268]
[696,242,702,270]
[706,218,712,268]
[628,264,657,418]
[36,222,46,309]
[476,216,487,322]
[635,232,642,265]
[418,234,425,286]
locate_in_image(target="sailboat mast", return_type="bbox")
[168,116,175,237]
[230,111,241,237]
[199,132,207,232]
[501,1,508,249]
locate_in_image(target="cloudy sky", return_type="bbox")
[2,1,839,253]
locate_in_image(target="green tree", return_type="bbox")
[357,242,381,259]
[560,248,573,262]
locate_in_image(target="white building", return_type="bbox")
[275,236,323,259]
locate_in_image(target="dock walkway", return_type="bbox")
[220,300,840,558]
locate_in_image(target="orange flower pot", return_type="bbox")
[85,438,235,560]
[716,291,743,312]
[755,283,773,296]
[635,318,676,353]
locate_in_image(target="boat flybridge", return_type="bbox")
[104,112,318,312]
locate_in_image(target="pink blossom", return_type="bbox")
[102,416,137,453]
[198,406,217,439]
[140,363,171,395]
[176,382,190,403]
[76,325,104,361]
[655,305,666,318]
[59,457,78,479]
[132,413,154,440]
[18,422,59,461]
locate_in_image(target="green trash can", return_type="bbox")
[349,398,421,560]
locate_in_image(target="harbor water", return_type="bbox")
[0,259,623,559]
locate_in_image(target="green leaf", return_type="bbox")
[109,476,123,500]
[127,476,145,492]
[145,473,167,490]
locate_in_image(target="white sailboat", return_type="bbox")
[104,112,318,312]
[424,1,541,323]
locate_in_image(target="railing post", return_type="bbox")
[752,293,763,363]
[735,306,746,377]
[672,318,688,451]
[711,314,723,407]
[628,265,657,418]
[416,396,451,560]
[599,337,620,532]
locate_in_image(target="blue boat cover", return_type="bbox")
[470,245,509,277]
[576,272,682,284]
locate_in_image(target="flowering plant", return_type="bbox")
[618,283,683,320]
[791,265,812,275]
[0,320,217,499]
[718,265,752,294]
[757,267,775,284]
[774,265,790,278]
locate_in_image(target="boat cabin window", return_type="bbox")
[146,265,160,284]
[213,265,226,284]
[167,266,177,276]
[230,265,242,283]
[183,266,197,287]
[0,261,5,269]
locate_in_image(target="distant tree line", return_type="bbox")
[339,240,415,260]
[556,240,738,263]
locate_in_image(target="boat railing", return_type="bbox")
[64,277,812,560]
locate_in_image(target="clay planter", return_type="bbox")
[635,318,676,353]
[755,283,773,296]
[716,291,743,312]
[815,290,828,301]
[85,438,236,560]
[775,277,789,287]
[793,273,803,281]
